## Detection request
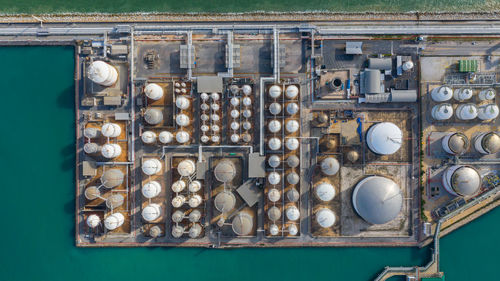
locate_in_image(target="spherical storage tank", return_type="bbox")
[475,132,500,155]
[441,132,469,155]
[268,188,281,202]
[431,86,453,102]
[214,160,236,183]
[315,182,336,202]
[320,157,339,176]
[268,138,282,151]
[177,159,196,177]
[176,96,190,110]
[285,85,299,99]
[142,181,161,198]
[352,176,402,224]
[158,131,173,144]
[142,159,162,175]
[366,122,402,155]
[144,83,164,100]
[269,85,282,99]
[141,131,157,144]
[142,204,162,222]
[442,165,481,197]
[86,214,101,228]
[87,61,118,86]
[431,104,453,121]
[104,213,124,230]
[286,206,300,221]
[267,206,281,221]
[101,169,124,188]
[176,131,190,144]
[144,108,163,125]
[214,191,236,213]
[316,208,336,228]
[286,120,300,133]
[478,104,499,121]
[101,123,121,138]
[101,143,122,159]
[268,120,281,133]
[455,104,478,120]
[232,212,254,236]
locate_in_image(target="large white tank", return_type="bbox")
[474,132,500,154]
[268,155,281,168]
[268,138,282,150]
[402,61,414,72]
[141,131,157,144]
[453,88,473,101]
[106,194,124,209]
[101,143,122,159]
[214,191,236,213]
[315,182,336,202]
[441,132,469,155]
[478,104,499,120]
[285,120,300,133]
[87,61,118,86]
[142,181,161,198]
[269,85,282,99]
[214,160,236,183]
[142,159,162,175]
[86,214,101,228]
[175,96,190,110]
[144,83,164,100]
[177,159,196,177]
[316,208,336,228]
[285,206,300,221]
[455,103,478,120]
[431,86,453,102]
[176,131,190,144]
[268,120,281,133]
[479,88,496,101]
[431,104,454,121]
[285,85,299,99]
[232,212,254,236]
[144,108,163,125]
[142,204,162,222]
[101,123,121,138]
[158,131,173,144]
[366,122,402,155]
[101,169,124,188]
[320,157,339,176]
[104,212,125,230]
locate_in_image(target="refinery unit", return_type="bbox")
[74,28,500,248]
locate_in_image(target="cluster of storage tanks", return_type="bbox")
[227,84,254,144]
[312,157,340,230]
[431,86,499,121]
[264,84,301,236]
[84,123,124,160]
[87,60,118,87]
[200,91,222,144]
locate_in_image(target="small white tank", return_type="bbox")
[189,224,202,238]
[268,120,281,133]
[285,85,299,99]
[84,143,100,154]
[175,96,190,110]
[141,131,157,144]
[188,194,203,208]
[287,188,300,202]
[320,157,340,176]
[478,104,499,120]
[84,127,99,139]
[172,210,184,223]
[144,108,163,125]
[101,143,122,159]
[231,134,240,143]
[201,114,209,121]
[87,61,118,86]
[243,121,252,130]
[243,110,252,118]
[211,92,220,101]
[286,206,300,221]
[142,204,162,222]
[269,103,282,115]
[242,85,252,95]
[268,188,281,202]
[142,159,162,175]
[455,103,478,120]
[171,180,186,193]
[144,83,164,100]
[176,131,190,144]
[104,213,125,230]
[86,214,101,228]
[269,224,279,236]
[201,135,209,143]
[176,114,190,127]
[315,182,336,202]
[84,186,100,200]
[288,224,298,235]
[172,225,184,238]
[285,138,299,151]
[268,172,281,185]
[431,86,453,102]
[287,172,300,185]
[453,88,473,101]
[201,125,209,132]
[211,103,220,111]
[268,155,281,168]
[268,138,282,150]
[431,104,453,121]
[200,93,209,101]
[316,208,336,228]
[189,210,202,223]
[212,125,220,132]
[172,195,186,208]
[158,131,173,144]
[200,103,209,111]
[230,97,240,106]
[230,109,240,118]
[142,181,161,198]
[402,61,414,71]
[242,97,252,107]
[189,180,202,192]
[285,120,300,133]
[269,85,282,99]
[101,123,121,138]
[479,88,496,101]
[268,206,281,221]
[212,135,220,143]
[231,122,240,131]
[286,103,299,115]
[177,159,196,177]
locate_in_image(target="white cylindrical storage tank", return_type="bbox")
[158,131,173,144]
[268,137,282,151]
[268,172,281,185]
[243,121,252,130]
[242,85,252,95]
[176,114,190,127]
[176,131,190,144]
[441,132,469,155]
[287,188,300,202]
[106,194,124,209]
[453,88,473,101]
[231,134,240,143]
[315,182,336,202]
[150,226,162,238]
[232,212,254,236]
[269,103,282,115]
[84,143,100,154]
[230,97,240,106]
[142,181,161,199]
[431,103,454,121]
[87,61,118,86]
[104,213,124,230]
[269,85,282,99]
[402,61,414,72]
[285,206,300,221]
[288,224,298,236]
[269,224,279,236]
[230,109,240,119]
[242,97,252,107]
[101,169,124,188]
[316,208,336,228]
[431,86,453,102]
[243,110,252,118]
[475,132,500,155]
[144,83,164,100]
[200,92,209,101]
[142,204,162,222]
[320,157,339,176]
[175,96,190,110]
[172,211,183,224]
[172,180,186,193]
[171,195,186,208]
[285,85,299,99]
[479,88,496,101]
[268,120,281,133]
[189,180,202,193]
[210,92,220,101]
[101,123,121,138]
[142,158,162,175]
[456,103,478,120]
[84,186,100,200]
[141,131,157,144]
[188,194,203,208]
[84,127,99,139]
[442,165,481,197]
[366,122,403,155]
[214,160,236,183]
[101,143,122,159]
[211,103,220,111]
[268,155,281,168]
[200,103,209,111]
[231,122,240,131]
[268,188,281,202]
[172,225,184,238]
[285,120,300,133]
[287,155,300,168]
[144,108,163,125]
[286,103,299,115]
[214,191,236,213]
[212,135,220,143]
[86,214,101,229]
[177,159,196,177]
[478,104,499,120]
[189,210,202,223]
[287,172,300,185]
[285,138,299,151]
[267,206,281,221]
[189,224,202,238]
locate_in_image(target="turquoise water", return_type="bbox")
[0,0,499,13]
[0,46,498,281]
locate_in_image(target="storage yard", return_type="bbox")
[59,21,500,248]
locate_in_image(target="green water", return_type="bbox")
[0,46,498,281]
[0,0,499,13]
